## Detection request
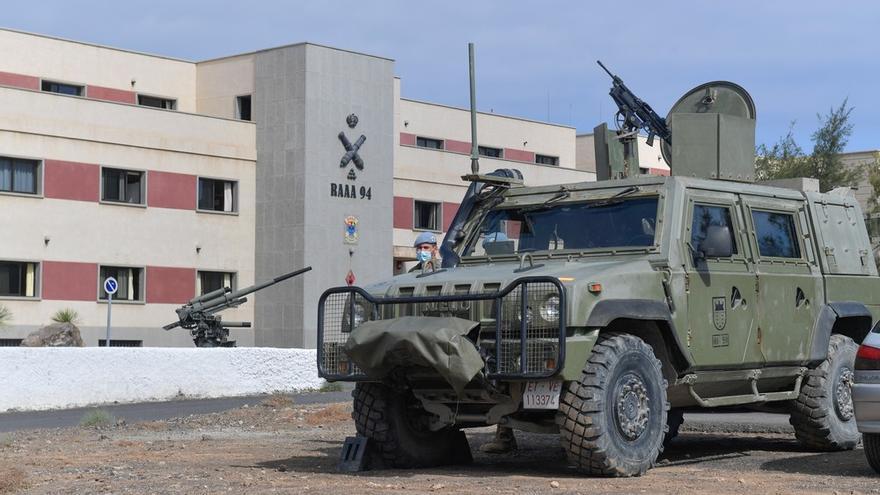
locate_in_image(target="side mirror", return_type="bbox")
[702,225,733,258]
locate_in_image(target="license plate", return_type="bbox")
[523,380,563,410]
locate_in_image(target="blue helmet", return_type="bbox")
[413,231,438,247]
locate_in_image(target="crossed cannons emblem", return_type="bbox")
[338,132,366,177]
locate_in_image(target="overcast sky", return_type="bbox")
[8,1,880,151]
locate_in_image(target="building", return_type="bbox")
[0,28,598,348]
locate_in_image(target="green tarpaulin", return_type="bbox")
[344,316,484,395]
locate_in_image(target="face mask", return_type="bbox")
[417,250,432,263]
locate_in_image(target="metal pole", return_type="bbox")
[105,293,112,347]
[468,42,479,175]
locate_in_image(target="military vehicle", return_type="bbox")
[317,52,880,477]
[164,266,311,347]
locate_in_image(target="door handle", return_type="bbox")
[795,287,808,308]
[730,286,744,309]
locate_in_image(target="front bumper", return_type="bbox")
[317,276,567,382]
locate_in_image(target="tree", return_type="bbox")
[756,99,864,193]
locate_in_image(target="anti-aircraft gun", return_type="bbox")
[163,266,312,347]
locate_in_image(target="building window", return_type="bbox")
[535,154,559,166]
[98,339,143,347]
[41,80,83,96]
[137,94,176,110]
[478,146,503,158]
[99,266,143,302]
[0,339,22,347]
[416,137,444,150]
[752,210,801,259]
[197,271,235,296]
[101,167,144,205]
[413,200,441,231]
[0,261,38,298]
[198,178,237,213]
[0,157,39,195]
[236,95,252,121]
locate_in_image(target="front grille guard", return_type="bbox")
[317,276,566,381]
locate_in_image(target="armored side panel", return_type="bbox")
[593,123,632,180]
[669,113,755,182]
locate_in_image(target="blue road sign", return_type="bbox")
[104,277,118,296]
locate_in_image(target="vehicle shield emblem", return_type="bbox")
[712,296,726,330]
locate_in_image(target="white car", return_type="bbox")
[854,324,880,472]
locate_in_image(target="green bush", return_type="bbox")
[79,409,114,428]
[51,308,81,325]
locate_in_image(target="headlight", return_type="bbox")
[352,302,367,328]
[516,307,534,326]
[539,295,560,323]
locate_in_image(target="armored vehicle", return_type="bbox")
[317,63,880,476]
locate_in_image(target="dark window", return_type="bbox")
[41,80,83,96]
[691,205,738,256]
[236,95,252,121]
[137,94,176,110]
[0,261,38,297]
[416,137,444,150]
[752,210,801,258]
[478,146,503,158]
[0,157,39,194]
[535,154,559,166]
[414,200,440,231]
[198,271,235,296]
[99,266,143,301]
[198,178,237,212]
[0,339,22,347]
[101,168,144,204]
[98,339,143,347]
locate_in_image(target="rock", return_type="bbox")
[20,322,83,347]
[550,481,560,488]
[430,483,445,491]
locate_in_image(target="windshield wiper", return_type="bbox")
[590,185,641,207]
[520,186,571,213]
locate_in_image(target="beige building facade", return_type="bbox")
[0,28,601,347]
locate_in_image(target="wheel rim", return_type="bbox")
[614,372,651,441]
[834,368,855,422]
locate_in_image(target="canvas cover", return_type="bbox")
[344,316,483,394]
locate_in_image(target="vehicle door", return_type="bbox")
[740,196,822,366]
[684,190,762,369]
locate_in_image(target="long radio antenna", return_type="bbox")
[468,42,479,175]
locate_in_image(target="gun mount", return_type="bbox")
[163,266,312,347]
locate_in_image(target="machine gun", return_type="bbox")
[163,266,312,347]
[597,60,671,147]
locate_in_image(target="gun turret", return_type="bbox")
[164,266,312,347]
[597,60,670,147]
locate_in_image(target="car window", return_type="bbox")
[752,210,801,258]
[691,204,737,256]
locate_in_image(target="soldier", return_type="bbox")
[410,231,440,272]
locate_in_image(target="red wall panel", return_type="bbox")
[87,85,136,104]
[504,148,535,163]
[647,168,670,176]
[146,266,196,304]
[147,170,196,210]
[0,71,39,90]
[43,160,100,202]
[442,202,459,232]
[42,261,98,301]
[393,196,413,229]
[445,139,471,154]
[399,132,416,146]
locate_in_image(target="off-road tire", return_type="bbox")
[789,334,860,451]
[556,332,669,477]
[664,408,684,448]
[864,433,880,473]
[352,383,472,468]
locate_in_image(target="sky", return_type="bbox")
[7,1,880,151]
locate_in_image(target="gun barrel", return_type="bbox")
[221,321,252,328]
[596,60,614,79]
[230,266,313,299]
[188,286,231,305]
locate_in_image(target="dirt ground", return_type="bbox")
[1,396,879,494]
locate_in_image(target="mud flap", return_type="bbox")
[344,316,483,395]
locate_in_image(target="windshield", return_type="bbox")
[464,196,659,256]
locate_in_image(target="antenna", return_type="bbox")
[468,42,479,175]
